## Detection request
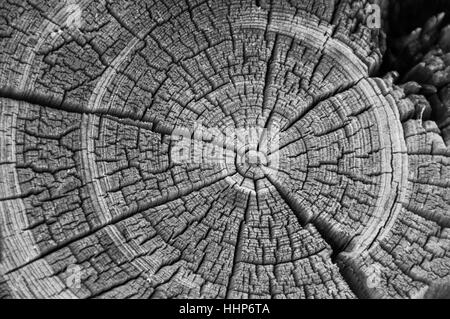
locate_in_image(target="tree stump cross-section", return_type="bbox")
[0,0,449,299]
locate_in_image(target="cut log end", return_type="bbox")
[0,0,449,299]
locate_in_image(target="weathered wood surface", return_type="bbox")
[0,0,449,299]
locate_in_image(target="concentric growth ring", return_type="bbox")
[0,0,449,300]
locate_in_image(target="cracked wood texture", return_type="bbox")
[0,0,449,299]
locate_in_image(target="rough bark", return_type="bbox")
[0,0,449,299]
